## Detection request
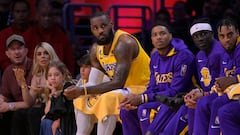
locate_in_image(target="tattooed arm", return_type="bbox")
[64,34,139,99]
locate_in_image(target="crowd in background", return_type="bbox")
[0,0,240,135]
[148,0,240,55]
[1,0,240,77]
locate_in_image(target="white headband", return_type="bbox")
[190,23,212,35]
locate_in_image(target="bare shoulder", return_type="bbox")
[118,33,137,45]
[115,33,138,59]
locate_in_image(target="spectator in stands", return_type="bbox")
[40,60,76,135]
[0,0,32,72]
[201,0,229,38]
[172,1,191,23]
[119,22,195,135]
[154,9,171,25]
[0,0,12,31]
[201,0,211,18]
[74,53,111,135]
[74,53,91,85]
[64,11,150,135]
[223,8,235,19]
[15,42,76,135]
[15,42,60,135]
[51,0,65,28]
[74,54,92,135]
[208,0,228,20]
[21,42,60,105]
[171,0,193,49]
[185,0,205,19]
[231,0,240,29]
[0,34,33,135]
[28,0,75,75]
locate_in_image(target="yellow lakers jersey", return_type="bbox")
[96,30,150,87]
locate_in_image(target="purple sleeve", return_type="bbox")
[220,44,240,81]
[146,50,195,102]
[143,53,159,94]
[234,45,240,82]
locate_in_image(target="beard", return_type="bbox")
[96,30,114,45]
[12,57,26,66]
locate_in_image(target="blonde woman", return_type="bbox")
[19,42,60,106]
[14,42,60,134]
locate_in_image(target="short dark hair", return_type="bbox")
[35,0,51,10]
[217,17,239,32]
[12,0,30,11]
[77,54,91,67]
[90,11,110,22]
[47,60,72,82]
[151,22,173,34]
[154,9,171,23]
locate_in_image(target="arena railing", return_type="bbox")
[63,3,102,49]
[107,4,153,53]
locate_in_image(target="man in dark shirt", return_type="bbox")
[0,34,33,135]
[28,0,75,75]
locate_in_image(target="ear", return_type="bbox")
[169,33,173,39]
[5,50,10,58]
[236,29,239,36]
[24,48,28,55]
[111,21,114,30]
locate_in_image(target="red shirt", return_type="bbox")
[28,23,75,75]
[0,58,33,101]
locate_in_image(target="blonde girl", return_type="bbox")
[40,60,76,135]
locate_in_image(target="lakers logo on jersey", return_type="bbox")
[200,67,211,87]
[86,96,99,110]
[103,63,116,72]
[180,64,187,76]
[155,72,173,84]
